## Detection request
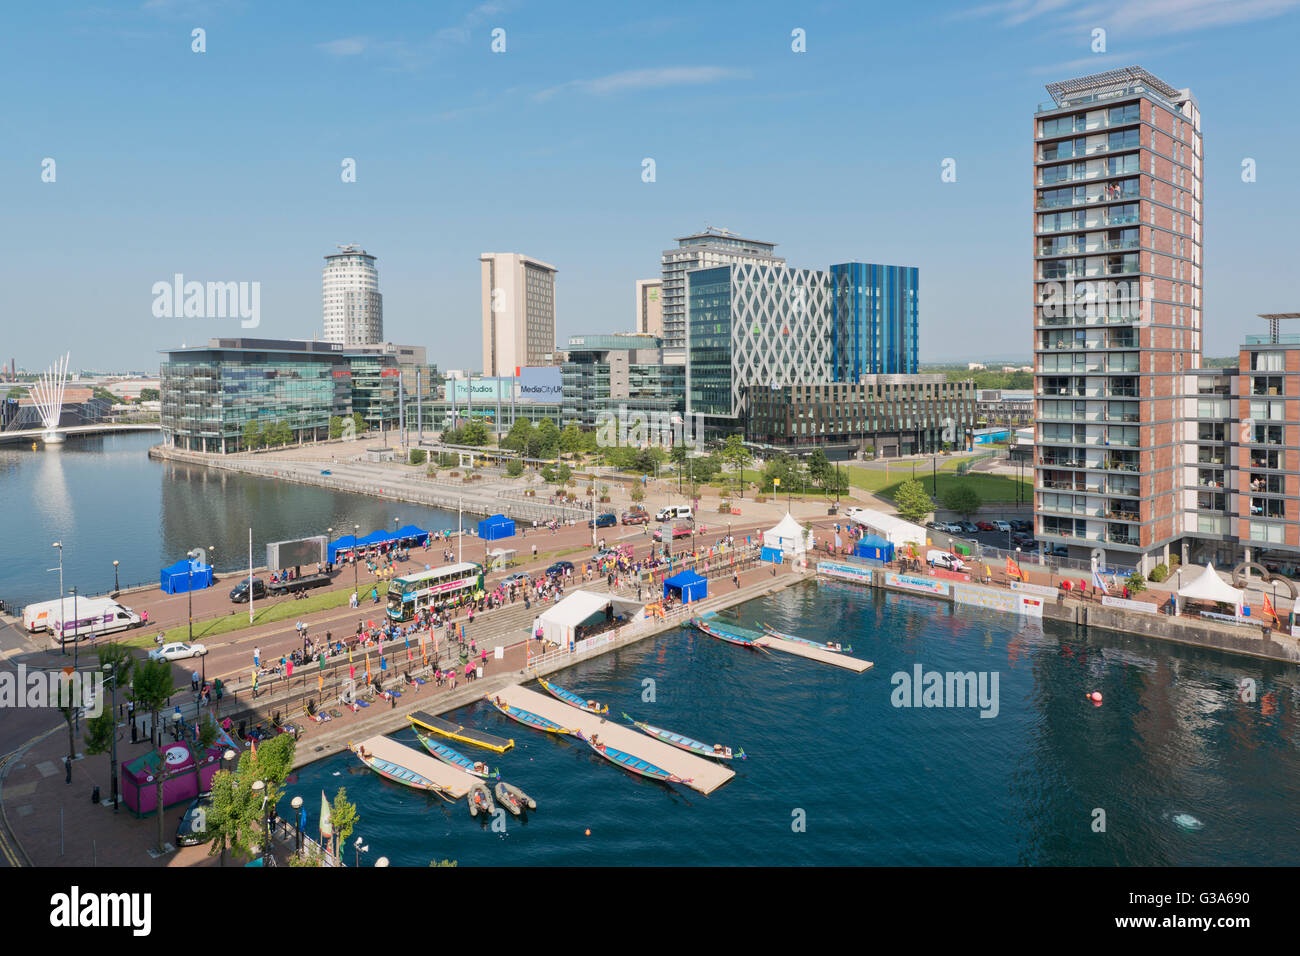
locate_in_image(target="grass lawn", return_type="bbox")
[119,580,394,649]
[846,459,1031,504]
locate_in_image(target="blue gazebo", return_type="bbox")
[160,557,213,595]
[663,569,708,604]
[854,534,894,563]
[477,514,516,540]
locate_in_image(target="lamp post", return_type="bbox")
[219,748,236,867]
[291,795,304,853]
[50,542,64,656]
[354,836,368,868]
[353,524,360,599]
[102,662,119,812]
[69,587,79,731]
[251,779,270,864]
[187,546,214,686]
[112,560,119,595]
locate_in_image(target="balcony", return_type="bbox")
[1040,456,1084,468]
[1108,531,1141,547]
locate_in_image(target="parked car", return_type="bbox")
[992,520,1012,533]
[976,521,995,532]
[1011,520,1033,532]
[500,572,531,587]
[939,522,964,534]
[1046,544,1069,557]
[925,521,938,530]
[926,550,968,572]
[655,506,693,522]
[958,521,979,534]
[149,642,208,663]
[621,509,650,525]
[229,578,266,603]
[1021,540,1041,552]
[588,512,617,529]
[545,561,574,578]
[176,794,213,847]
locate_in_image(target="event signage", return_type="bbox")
[1010,581,1057,598]
[885,572,950,597]
[954,583,1046,618]
[1101,595,1157,614]
[817,561,873,585]
[516,366,563,401]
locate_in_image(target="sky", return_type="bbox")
[3,0,1298,373]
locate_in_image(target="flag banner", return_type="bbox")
[1093,569,1110,594]
[1006,556,1024,580]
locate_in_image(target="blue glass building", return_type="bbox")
[830,263,919,379]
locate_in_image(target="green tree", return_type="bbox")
[130,657,176,851]
[894,479,935,524]
[331,787,359,858]
[630,485,645,503]
[1126,571,1147,593]
[460,419,489,446]
[555,463,572,484]
[242,420,263,450]
[273,420,294,446]
[205,733,296,866]
[328,416,344,440]
[139,387,160,402]
[941,484,981,519]
[807,449,832,489]
[408,449,426,466]
[559,423,584,456]
[501,418,534,454]
[83,709,115,793]
[351,412,366,436]
[534,418,561,458]
[722,436,752,498]
[505,459,524,478]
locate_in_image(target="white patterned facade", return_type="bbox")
[686,262,833,424]
[322,245,383,346]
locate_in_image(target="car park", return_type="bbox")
[149,642,207,662]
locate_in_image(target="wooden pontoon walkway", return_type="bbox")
[356,734,479,798]
[492,685,735,795]
[701,615,873,673]
[408,711,515,753]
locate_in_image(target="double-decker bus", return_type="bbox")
[387,562,484,622]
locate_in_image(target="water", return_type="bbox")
[289,580,1300,866]
[0,432,459,608]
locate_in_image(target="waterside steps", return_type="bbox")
[492,685,735,795]
[355,734,479,799]
[699,614,873,673]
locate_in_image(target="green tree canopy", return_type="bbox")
[894,479,935,524]
[533,418,561,458]
[501,418,534,454]
[941,484,982,518]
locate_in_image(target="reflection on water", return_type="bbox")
[0,431,458,607]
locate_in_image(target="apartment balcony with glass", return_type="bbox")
[1039,445,1085,469]
[1038,229,1140,258]
[1036,101,1140,136]
[1038,203,1141,234]
[1037,127,1140,162]
[1038,253,1140,281]
[1036,177,1140,211]
[1107,523,1141,547]
[1037,152,1140,188]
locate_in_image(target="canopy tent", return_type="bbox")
[358,530,394,546]
[762,513,809,557]
[327,534,359,563]
[854,534,895,563]
[477,514,516,541]
[1176,563,1244,607]
[535,589,644,650]
[394,525,430,545]
[663,569,708,604]
[843,507,927,549]
[159,557,213,595]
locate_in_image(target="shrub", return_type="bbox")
[718,501,731,513]
[505,459,524,478]
[409,449,426,466]
[755,495,768,503]
[1147,563,1168,583]
[1126,571,1147,593]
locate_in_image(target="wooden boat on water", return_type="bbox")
[690,617,767,650]
[485,695,573,735]
[468,782,496,817]
[760,622,851,653]
[407,710,514,753]
[537,677,609,715]
[575,730,693,786]
[413,730,500,779]
[352,743,453,801]
[621,713,745,761]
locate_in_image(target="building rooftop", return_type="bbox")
[1042,65,1190,112]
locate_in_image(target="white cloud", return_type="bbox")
[318,36,369,56]
[536,66,750,101]
[959,0,1299,34]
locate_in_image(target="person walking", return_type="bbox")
[253,646,260,669]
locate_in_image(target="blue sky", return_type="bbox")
[3,0,1298,372]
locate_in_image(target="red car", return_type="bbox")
[976,521,995,531]
[621,510,649,525]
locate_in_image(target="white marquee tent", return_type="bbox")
[762,513,810,557]
[844,507,927,550]
[534,590,644,650]
[1175,563,1244,611]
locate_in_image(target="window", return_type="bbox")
[1251,351,1284,372]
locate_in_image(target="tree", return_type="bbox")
[630,485,645,503]
[331,787,359,858]
[460,419,489,446]
[807,449,832,489]
[242,420,263,450]
[139,387,160,402]
[83,709,115,792]
[1126,571,1147,593]
[534,418,561,458]
[130,657,175,851]
[501,418,534,454]
[505,459,524,478]
[351,412,366,436]
[559,423,584,456]
[894,479,934,524]
[722,436,752,498]
[329,416,344,439]
[409,449,427,466]
[942,484,981,519]
[271,420,294,446]
[205,733,296,866]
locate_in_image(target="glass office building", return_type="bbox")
[561,333,684,428]
[831,262,919,379]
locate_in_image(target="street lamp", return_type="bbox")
[102,662,119,812]
[68,587,79,730]
[187,546,214,686]
[354,836,369,868]
[353,524,360,599]
[290,795,304,852]
[251,779,270,863]
[50,542,65,656]
[112,560,119,595]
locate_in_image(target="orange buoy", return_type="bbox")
[584,829,591,836]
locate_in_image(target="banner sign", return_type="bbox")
[954,583,1045,617]
[1102,596,1157,614]
[885,572,950,597]
[517,366,563,402]
[1010,581,1057,598]
[817,561,872,585]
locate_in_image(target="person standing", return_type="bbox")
[253,646,260,669]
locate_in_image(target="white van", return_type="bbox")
[926,550,967,572]
[24,598,69,633]
[49,600,142,643]
[655,506,693,522]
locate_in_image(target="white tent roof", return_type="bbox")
[1176,563,1243,605]
[763,512,807,552]
[538,590,643,629]
[843,507,927,547]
